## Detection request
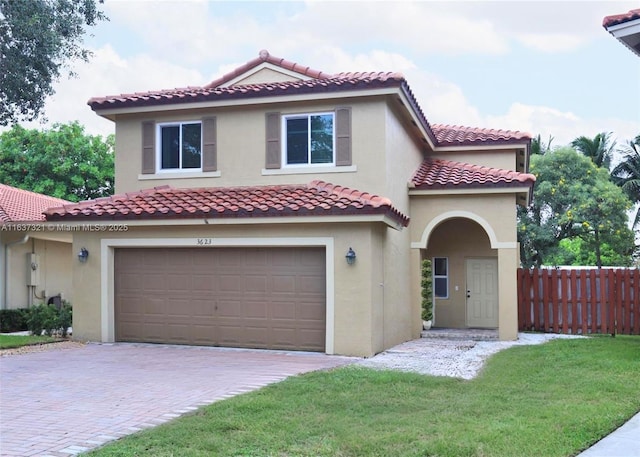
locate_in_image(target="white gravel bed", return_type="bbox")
[357,333,583,380]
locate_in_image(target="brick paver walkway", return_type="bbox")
[0,343,355,456]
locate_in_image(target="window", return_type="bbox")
[283,113,334,166]
[433,257,448,299]
[158,122,202,170]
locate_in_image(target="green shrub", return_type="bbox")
[26,303,73,337]
[0,308,29,333]
[421,259,433,322]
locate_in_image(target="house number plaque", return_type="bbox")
[196,238,213,245]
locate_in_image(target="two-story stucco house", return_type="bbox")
[45,50,534,357]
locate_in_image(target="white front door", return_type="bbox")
[466,258,498,328]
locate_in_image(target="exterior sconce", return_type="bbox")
[78,247,89,263]
[345,247,356,265]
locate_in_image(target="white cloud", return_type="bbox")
[486,103,638,148]
[515,33,586,53]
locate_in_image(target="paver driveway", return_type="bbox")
[0,343,355,457]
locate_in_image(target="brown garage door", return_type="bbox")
[115,247,326,351]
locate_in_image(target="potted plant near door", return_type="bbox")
[421,259,433,330]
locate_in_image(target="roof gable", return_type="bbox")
[206,49,331,89]
[0,184,70,224]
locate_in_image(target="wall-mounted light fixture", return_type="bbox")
[345,247,356,265]
[78,247,89,263]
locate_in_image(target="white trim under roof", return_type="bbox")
[605,17,640,57]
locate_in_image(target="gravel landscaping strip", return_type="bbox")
[357,332,584,379]
[0,340,85,357]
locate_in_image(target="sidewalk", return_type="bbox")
[576,411,640,457]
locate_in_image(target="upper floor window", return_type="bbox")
[158,122,202,170]
[265,108,351,171]
[283,113,334,166]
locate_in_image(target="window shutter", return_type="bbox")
[335,107,352,166]
[141,121,156,174]
[265,112,281,169]
[202,117,217,172]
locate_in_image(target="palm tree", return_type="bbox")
[531,134,554,155]
[612,134,640,229]
[571,132,615,170]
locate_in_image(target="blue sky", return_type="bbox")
[25,0,640,153]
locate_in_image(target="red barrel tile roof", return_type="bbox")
[87,50,531,147]
[603,8,640,28]
[431,124,531,146]
[0,184,70,223]
[44,181,409,227]
[88,70,405,111]
[411,158,535,190]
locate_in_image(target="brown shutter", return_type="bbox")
[202,117,217,172]
[141,121,156,174]
[265,112,281,169]
[335,107,351,166]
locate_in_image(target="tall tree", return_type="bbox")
[0,0,107,125]
[0,122,114,201]
[531,134,553,156]
[518,147,634,268]
[571,132,615,170]
[612,134,640,229]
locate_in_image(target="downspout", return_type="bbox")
[2,234,30,310]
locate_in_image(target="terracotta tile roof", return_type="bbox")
[603,8,640,28]
[410,158,536,190]
[44,181,409,227]
[431,124,532,146]
[87,56,406,111]
[0,184,70,224]
[87,50,530,147]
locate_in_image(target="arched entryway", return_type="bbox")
[421,217,497,329]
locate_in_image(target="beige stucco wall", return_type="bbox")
[70,222,407,357]
[1,232,72,309]
[113,98,395,197]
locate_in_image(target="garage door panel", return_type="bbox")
[115,247,325,351]
[166,274,191,291]
[271,302,296,320]
[298,303,325,321]
[216,300,243,318]
[244,302,268,318]
[244,275,267,292]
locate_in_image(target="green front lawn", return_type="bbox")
[88,336,640,457]
[0,334,56,349]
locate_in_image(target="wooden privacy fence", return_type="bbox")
[517,268,639,335]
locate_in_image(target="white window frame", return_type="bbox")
[281,112,335,168]
[433,257,449,299]
[156,121,203,172]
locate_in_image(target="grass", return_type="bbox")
[87,336,640,457]
[0,334,56,349]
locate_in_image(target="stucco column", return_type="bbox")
[498,247,519,341]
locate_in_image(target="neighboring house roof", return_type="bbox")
[44,181,410,227]
[602,8,640,57]
[87,50,530,149]
[603,8,640,27]
[410,158,536,190]
[0,184,70,224]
